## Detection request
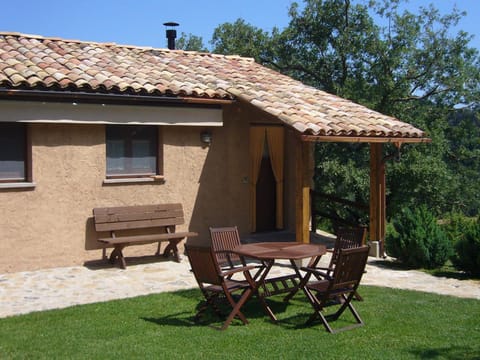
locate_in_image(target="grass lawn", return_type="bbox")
[0,285,479,359]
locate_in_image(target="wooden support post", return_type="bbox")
[369,143,386,256]
[296,140,311,243]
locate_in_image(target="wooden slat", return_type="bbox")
[94,208,183,224]
[210,227,241,264]
[93,203,182,216]
[93,203,186,232]
[98,231,198,244]
[94,216,184,232]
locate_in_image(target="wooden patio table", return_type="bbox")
[233,242,326,322]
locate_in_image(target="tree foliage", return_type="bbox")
[176,33,208,52]
[208,0,480,223]
[450,217,480,277]
[444,108,480,215]
[211,19,276,60]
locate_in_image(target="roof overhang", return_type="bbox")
[301,135,431,144]
[0,88,234,107]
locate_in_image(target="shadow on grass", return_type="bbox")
[277,299,366,332]
[141,303,262,331]
[142,312,197,328]
[275,313,310,329]
[409,345,480,359]
[142,290,295,330]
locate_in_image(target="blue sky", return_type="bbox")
[1,0,478,51]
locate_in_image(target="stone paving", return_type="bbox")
[0,254,479,319]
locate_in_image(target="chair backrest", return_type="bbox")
[330,246,370,292]
[185,244,222,286]
[330,226,366,267]
[209,226,241,266]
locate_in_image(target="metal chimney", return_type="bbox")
[163,22,179,50]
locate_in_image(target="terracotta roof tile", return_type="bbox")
[0,32,427,139]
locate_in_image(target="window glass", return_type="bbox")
[132,139,155,171]
[0,123,26,181]
[106,125,157,177]
[106,139,126,173]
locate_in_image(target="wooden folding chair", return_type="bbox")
[209,226,243,269]
[185,243,256,330]
[301,246,370,333]
[305,226,366,300]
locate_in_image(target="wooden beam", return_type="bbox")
[301,135,431,144]
[369,143,386,256]
[296,139,311,243]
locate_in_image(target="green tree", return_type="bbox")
[284,0,480,220]
[444,108,480,215]
[208,0,480,222]
[280,0,480,112]
[211,18,276,60]
[176,32,208,52]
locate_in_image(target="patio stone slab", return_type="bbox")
[0,253,478,319]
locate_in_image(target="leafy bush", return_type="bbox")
[441,212,476,243]
[386,206,452,269]
[451,218,480,277]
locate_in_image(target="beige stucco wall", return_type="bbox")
[0,100,297,272]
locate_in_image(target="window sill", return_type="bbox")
[0,182,36,190]
[103,176,165,185]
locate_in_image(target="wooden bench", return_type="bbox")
[93,203,197,269]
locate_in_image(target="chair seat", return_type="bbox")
[205,279,251,293]
[307,280,357,299]
[305,279,330,292]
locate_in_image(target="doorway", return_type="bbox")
[256,140,276,232]
[250,125,285,233]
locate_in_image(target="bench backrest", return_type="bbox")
[93,203,185,233]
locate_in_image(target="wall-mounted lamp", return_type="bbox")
[200,130,212,145]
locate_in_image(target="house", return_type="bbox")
[0,32,429,272]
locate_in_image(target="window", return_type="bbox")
[106,125,161,179]
[0,123,31,183]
